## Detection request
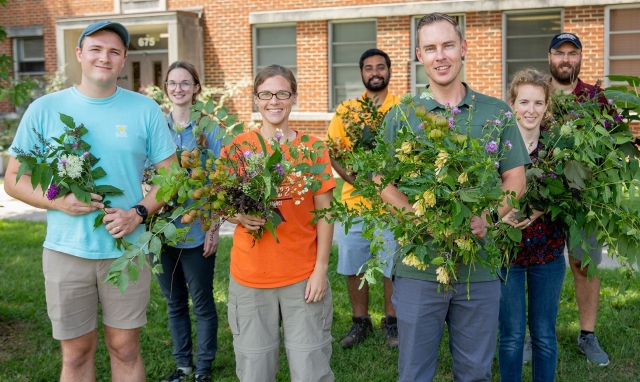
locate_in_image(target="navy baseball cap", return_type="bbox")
[78,21,130,48]
[549,33,582,51]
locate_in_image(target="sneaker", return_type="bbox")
[339,316,373,348]
[523,335,532,363]
[160,367,192,382]
[578,333,610,366]
[381,316,399,348]
[195,375,211,382]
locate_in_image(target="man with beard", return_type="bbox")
[544,32,610,366]
[327,48,400,348]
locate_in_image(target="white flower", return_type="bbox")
[57,154,84,179]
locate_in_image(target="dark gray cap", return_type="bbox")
[78,20,130,48]
[549,32,582,51]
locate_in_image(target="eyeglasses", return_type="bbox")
[551,51,581,58]
[255,91,293,100]
[166,81,196,90]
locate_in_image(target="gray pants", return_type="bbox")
[568,231,602,265]
[392,277,500,382]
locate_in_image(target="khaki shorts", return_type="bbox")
[42,248,151,340]
[228,276,334,382]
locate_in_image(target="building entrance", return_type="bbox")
[117,52,168,91]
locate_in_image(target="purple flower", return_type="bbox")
[608,98,614,105]
[485,141,498,153]
[274,132,283,141]
[448,117,455,129]
[494,161,500,169]
[505,111,513,119]
[570,110,576,115]
[452,107,461,115]
[604,120,611,129]
[82,151,90,158]
[505,140,513,150]
[72,143,79,149]
[471,95,476,101]
[59,159,68,166]
[417,123,423,130]
[493,119,502,126]
[274,163,285,176]
[46,183,61,200]
[243,150,253,158]
[614,114,624,123]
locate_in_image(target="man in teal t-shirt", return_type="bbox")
[4,21,176,381]
[376,13,529,381]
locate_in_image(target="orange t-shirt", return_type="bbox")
[226,130,336,288]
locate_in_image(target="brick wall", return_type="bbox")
[465,11,503,99]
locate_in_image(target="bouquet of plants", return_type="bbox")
[520,75,640,274]
[319,91,523,292]
[13,113,125,242]
[326,96,386,175]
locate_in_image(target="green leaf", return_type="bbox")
[70,183,91,204]
[564,160,592,190]
[459,190,479,203]
[205,98,215,114]
[91,166,107,180]
[95,184,124,195]
[507,227,523,242]
[309,163,327,175]
[136,231,153,245]
[128,262,140,283]
[163,223,177,241]
[59,113,75,129]
[226,114,237,126]
[116,273,129,294]
[216,107,228,120]
[150,236,162,255]
[232,123,244,137]
[300,135,310,143]
[264,220,278,243]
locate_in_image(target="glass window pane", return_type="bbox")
[333,22,376,43]
[610,8,640,32]
[257,26,296,46]
[334,66,360,85]
[506,61,549,84]
[610,59,640,76]
[610,33,640,56]
[506,37,552,60]
[21,38,44,60]
[257,47,296,67]
[333,43,375,64]
[506,13,561,36]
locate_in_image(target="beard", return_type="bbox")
[363,74,390,92]
[550,61,582,85]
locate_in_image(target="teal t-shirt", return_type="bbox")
[11,86,176,259]
[384,83,531,282]
[167,112,222,249]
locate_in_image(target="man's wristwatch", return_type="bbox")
[133,204,148,223]
[490,208,500,224]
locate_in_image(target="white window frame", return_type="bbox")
[328,19,377,111]
[604,4,640,87]
[502,9,563,95]
[410,14,465,96]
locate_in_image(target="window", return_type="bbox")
[606,6,640,86]
[15,37,45,76]
[503,10,562,90]
[329,20,376,110]
[411,15,465,95]
[253,25,297,77]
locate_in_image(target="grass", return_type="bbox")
[1,219,639,381]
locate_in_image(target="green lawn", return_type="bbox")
[1,219,639,381]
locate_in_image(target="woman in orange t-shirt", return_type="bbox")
[226,64,336,382]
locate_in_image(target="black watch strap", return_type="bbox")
[133,204,148,222]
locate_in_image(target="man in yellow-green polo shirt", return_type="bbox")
[327,48,400,349]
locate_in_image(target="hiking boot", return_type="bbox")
[381,316,399,348]
[523,334,532,363]
[339,316,373,348]
[195,375,211,382]
[578,333,610,366]
[160,367,192,382]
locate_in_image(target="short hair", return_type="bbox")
[416,12,463,47]
[359,49,391,71]
[507,68,552,106]
[163,61,202,105]
[253,64,297,94]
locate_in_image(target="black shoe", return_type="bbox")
[160,368,191,382]
[195,375,212,382]
[381,316,399,348]
[339,316,373,348]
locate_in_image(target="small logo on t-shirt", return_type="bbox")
[116,125,127,138]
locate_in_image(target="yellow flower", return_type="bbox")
[455,238,472,251]
[422,190,436,207]
[436,266,450,284]
[434,150,449,168]
[403,253,427,271]
[458,172,468,184]
[401,141,413,154]
[413,199,426,216]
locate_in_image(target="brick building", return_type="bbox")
[1,0,639,136]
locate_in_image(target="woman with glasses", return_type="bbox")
[226,64,336,381]
[157,61,222,382]
[498,68,566,382]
